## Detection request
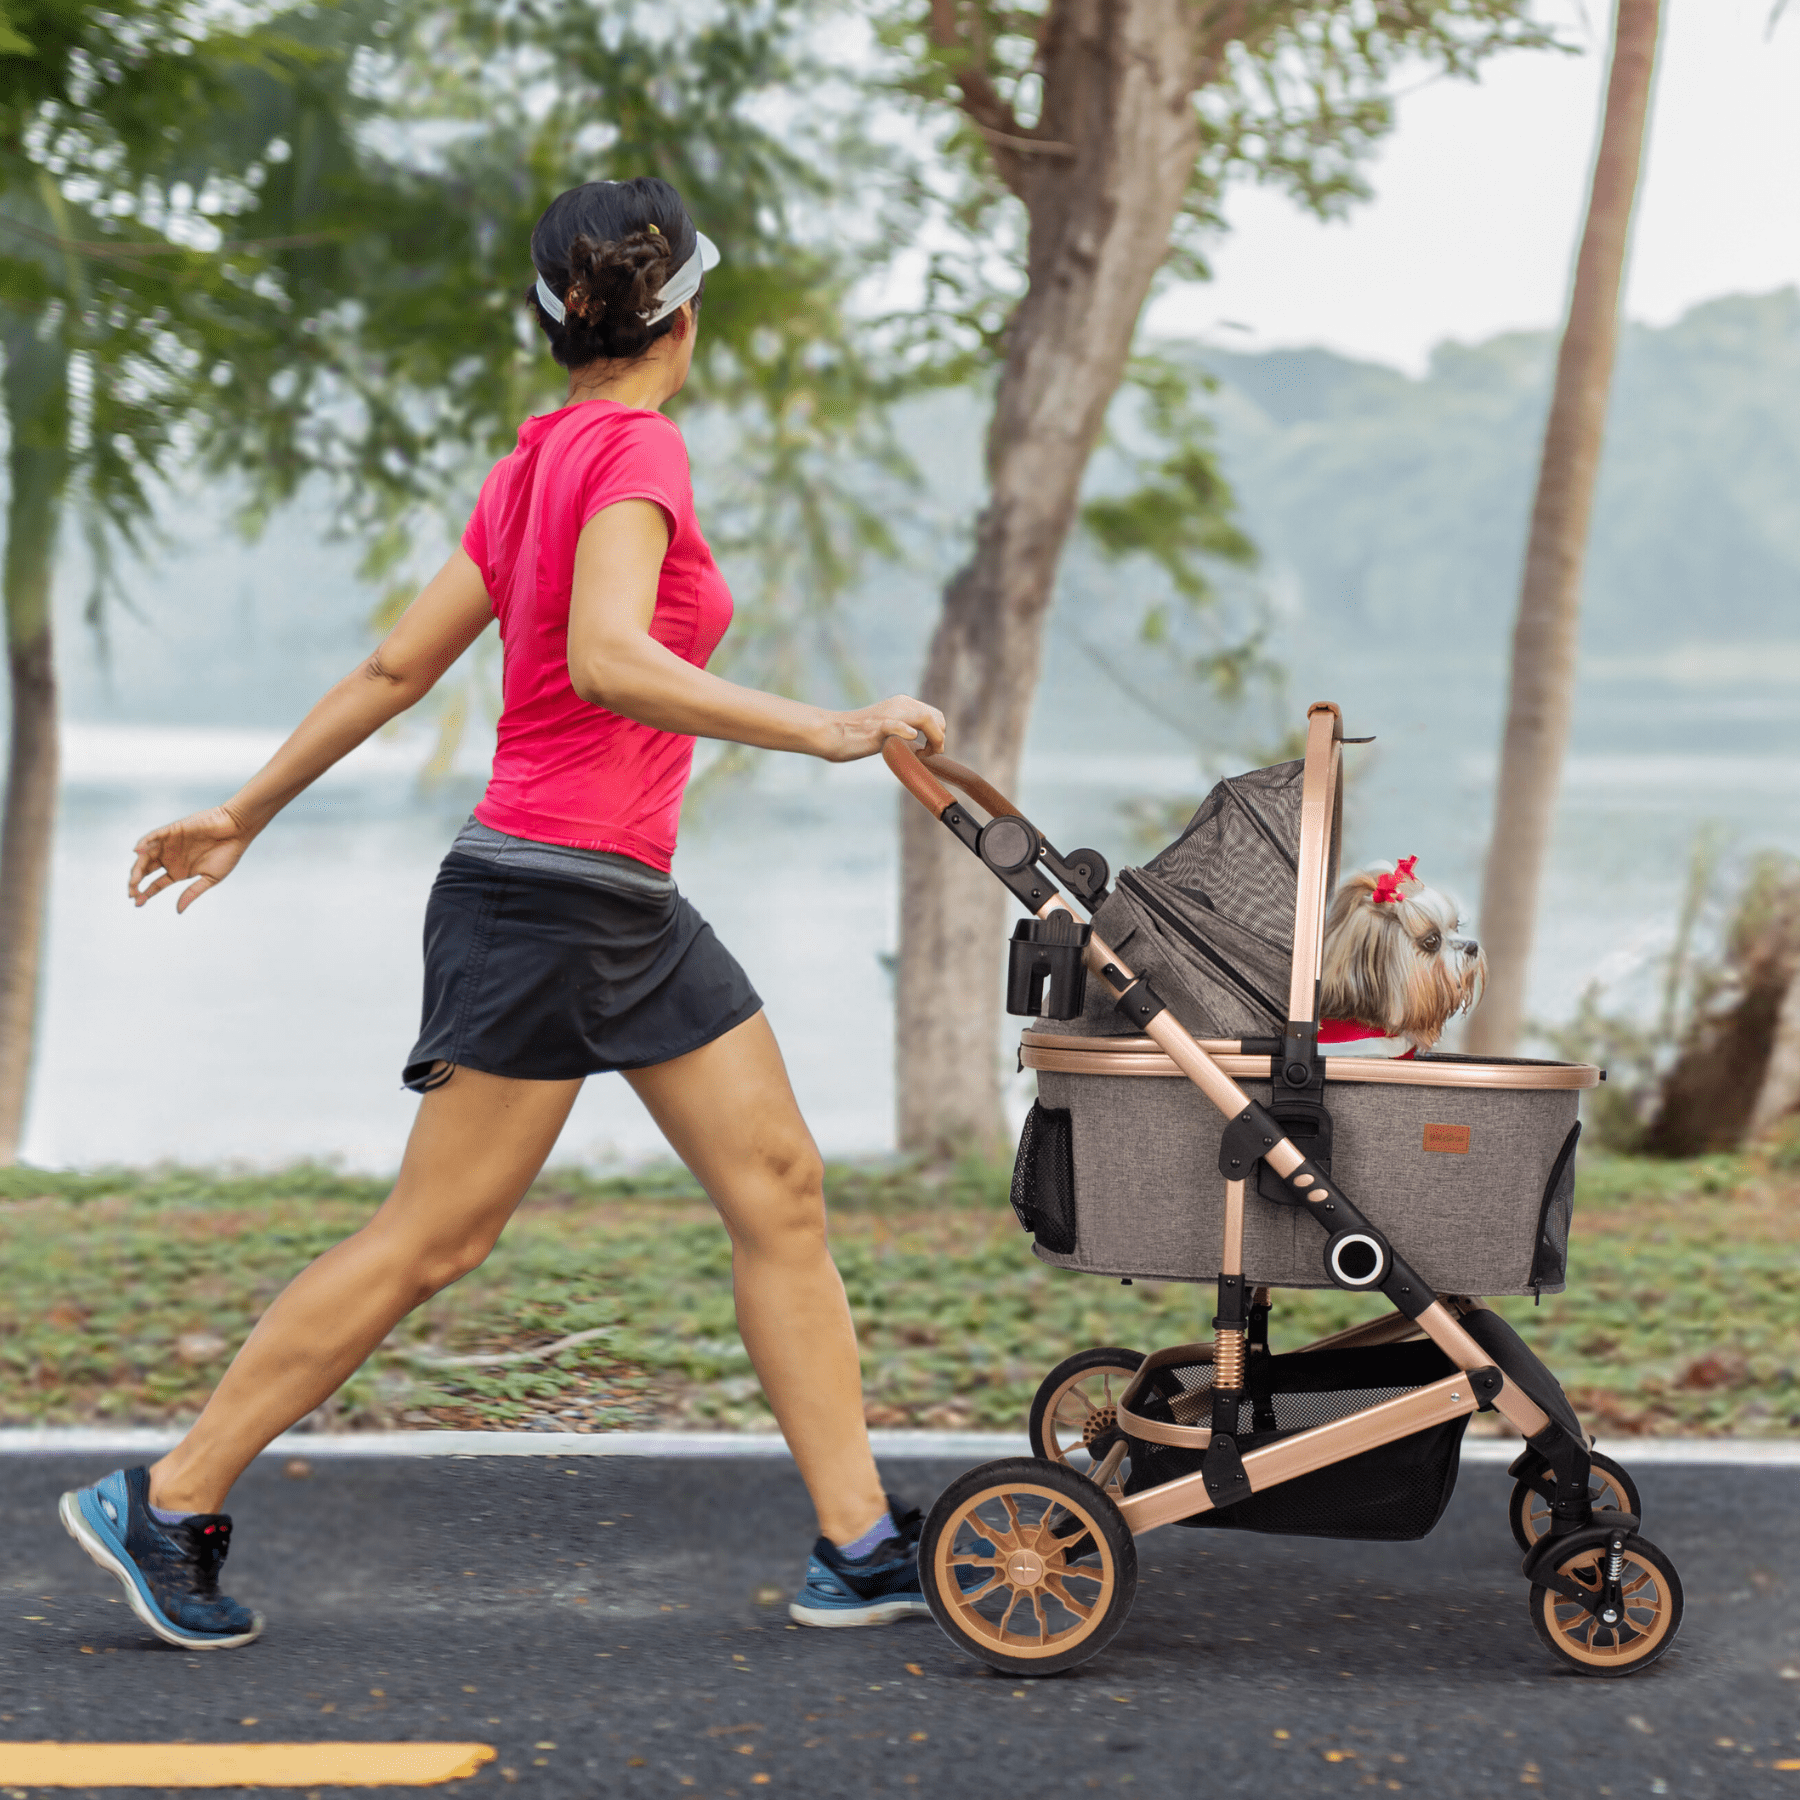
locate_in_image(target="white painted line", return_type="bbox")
[2,1426,1796,1465]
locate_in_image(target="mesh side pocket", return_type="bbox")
[1011,1101,1078,1255]
[1531,1121,1581,1295]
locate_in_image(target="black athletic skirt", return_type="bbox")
[403,818,763,1091]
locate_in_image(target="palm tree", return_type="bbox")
[1467,0,1663,1056]
[0,1,317,1161]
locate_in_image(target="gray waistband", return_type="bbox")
[449,818,675,900]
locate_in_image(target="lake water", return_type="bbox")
[24,689,1800,1173]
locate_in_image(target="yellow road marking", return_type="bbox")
[0,1743,495,1787]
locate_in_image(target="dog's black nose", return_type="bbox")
[1461,939,1480,958]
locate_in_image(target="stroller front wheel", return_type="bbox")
[1508,1449,1642,1552]
[920,1458,1138,1676]
[1527,1530,1683,1677]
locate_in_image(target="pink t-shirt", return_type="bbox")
[463,400,733,871]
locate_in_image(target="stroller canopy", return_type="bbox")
[1076,760,1324,1039]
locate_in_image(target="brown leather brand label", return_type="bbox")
[1423,1123,1471,1154]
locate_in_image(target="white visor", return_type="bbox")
[534,229,720,329]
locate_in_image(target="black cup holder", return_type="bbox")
[1006,915,1092,1020]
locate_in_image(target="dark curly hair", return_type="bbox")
[528,177,702,369]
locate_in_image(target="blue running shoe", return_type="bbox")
[59,1467,263,1650]
[789,1495,932,1628]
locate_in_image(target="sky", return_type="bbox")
[1146,0,1800,374]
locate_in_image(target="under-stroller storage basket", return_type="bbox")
[1020,1035,1594,1297]
[1125,1340,1468,1542]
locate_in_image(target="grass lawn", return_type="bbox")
[1,1150,1794,1440]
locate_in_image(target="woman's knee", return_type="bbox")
[359,1218,499,1306]
[415,1234,498,1299]
[726,1138,828,1257]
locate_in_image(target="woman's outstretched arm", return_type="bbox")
[566,501,944,762]
[128,552,494,912]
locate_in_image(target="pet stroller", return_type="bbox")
[885,703,1682,1678]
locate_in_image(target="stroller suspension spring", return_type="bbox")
[1213,1327,1246,1391]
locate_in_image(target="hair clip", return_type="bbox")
[1371,857,1419,905]
[647,223,661,235]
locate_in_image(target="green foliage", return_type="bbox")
[2,1148,1793,1435]
[1082,355,1257,619]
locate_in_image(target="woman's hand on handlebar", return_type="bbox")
[129,805,257,913]
[815,696,945,764]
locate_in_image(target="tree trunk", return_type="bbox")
[1746,963,1800,1141]
[895,0,1201,1152]
[1466,0,1661,1056]
[0,322,70,1163]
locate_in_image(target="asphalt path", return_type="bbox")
[2,1451,1796,1798]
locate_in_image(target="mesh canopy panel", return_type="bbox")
[1067,760,1308,1039]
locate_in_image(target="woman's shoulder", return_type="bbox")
[561,404,691,510]
[551,400,686,459]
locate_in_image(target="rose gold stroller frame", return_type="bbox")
[887,705,1682,1676]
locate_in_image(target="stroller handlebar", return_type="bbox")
[881,737,1023,822]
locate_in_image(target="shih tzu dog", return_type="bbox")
[1319,857,1487,1056]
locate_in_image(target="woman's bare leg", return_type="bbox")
[148,1068,583,1514]
[626,1012,887,1544]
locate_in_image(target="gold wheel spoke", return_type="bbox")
[998,1589,1034,1643]
[1043,1575,1096,1620]
[953,1572,1004,1608]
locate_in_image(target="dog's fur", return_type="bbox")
[1319,859,1487,1052]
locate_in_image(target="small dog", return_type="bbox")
[1319,857,1487,1055]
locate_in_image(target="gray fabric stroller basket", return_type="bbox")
[1014,758,1595,1299]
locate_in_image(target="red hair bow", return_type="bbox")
[1371,856,1419,905]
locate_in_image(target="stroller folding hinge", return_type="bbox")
[1469,1365,1505,1411]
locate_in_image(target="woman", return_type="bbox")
[60,176,945,1649]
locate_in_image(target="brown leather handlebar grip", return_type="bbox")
[882,736,956,814]
[881,739,1025,821]
[917,753,1022,820]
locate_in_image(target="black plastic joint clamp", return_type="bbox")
[1199,1433,1251,1510]
[1469,1365,1504,1411]
[1279,1018,1320,1091]
[1110,972,1168,1030]
[1212,1272,1249,1331]
[1218,1101,1282,1180]
[1377,1252,1434,1320]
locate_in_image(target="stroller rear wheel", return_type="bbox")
[1527,1530,1683,1677]
[920,1458,1138,1676]
[1027,1347,1146,1492]
[1508,1449,1641,1551]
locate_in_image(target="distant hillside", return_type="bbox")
[1196,289,1800,660]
